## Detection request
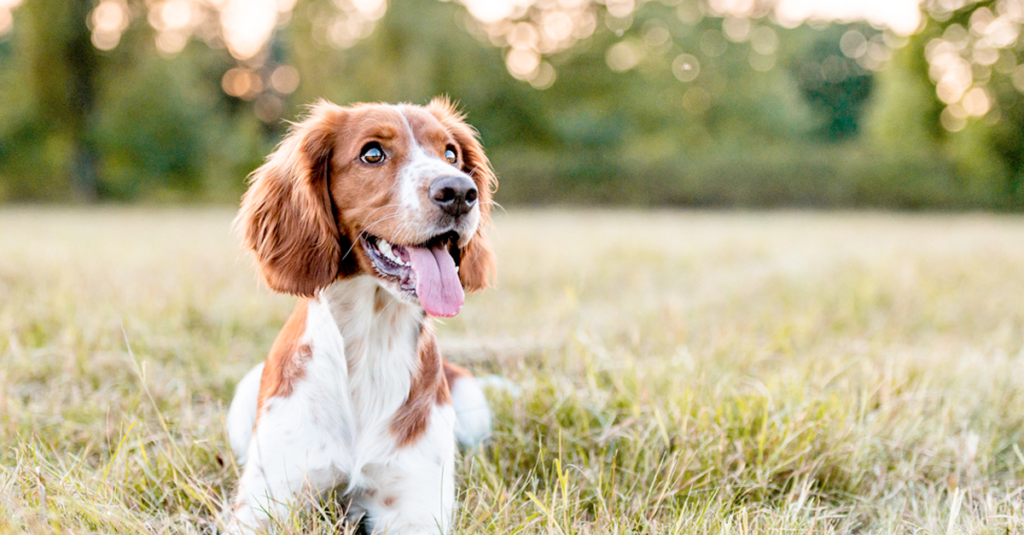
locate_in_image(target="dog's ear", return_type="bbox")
[427,97,497,292]
[235,101,356,296]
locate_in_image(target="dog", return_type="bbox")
[224,98,496,534]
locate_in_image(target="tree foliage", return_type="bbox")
[1,0,1023,208]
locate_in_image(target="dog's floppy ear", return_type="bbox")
[427,97,497,292]
[235,101,356,297]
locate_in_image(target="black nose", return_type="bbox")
[429,175,478,217]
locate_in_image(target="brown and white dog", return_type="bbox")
[224,99,496,534]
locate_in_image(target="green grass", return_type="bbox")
[2,208,1024,534]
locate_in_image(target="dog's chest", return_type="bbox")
[300,280,423,471]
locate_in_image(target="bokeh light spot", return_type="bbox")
[607,41,642,72]
[642,25,671,49]
[1012,65,1024,93]
[682,86,712,113]
[460,0,516,24]
[749,26,778,55]
[159,0,192,31]
[840,30,867,59]
[749,51,776,72]
[222,68,262,99]
[353,0,387,21]
[90,0,129,51]
[529,61,557,89]
[507,47,541,79]
[92,1,126,33]
[672,53,700,81]
[541,11,573,42]
[940,105,967,132]
[91,31,121,50]
[156,30,189,55]
[221,0,278,60]
[962,87,991,116]
[722,16,750,42]
[699,29,728,57]
[270,65,300,94]
[255,94,284,123]
[676,2,704,25]
[0,8,13,36]
[606,0,635,18]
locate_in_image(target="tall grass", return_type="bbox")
[1,208,1023,534]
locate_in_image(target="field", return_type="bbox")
[1,208,1024,534]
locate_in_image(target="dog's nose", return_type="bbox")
[429,175,478,217]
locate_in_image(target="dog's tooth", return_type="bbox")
[380,241,403,265]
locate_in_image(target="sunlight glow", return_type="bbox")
[459,0,597,83]
[460,0,930,86]
[0,0,19,37]
[0,9,12,37]
[461,0,529,24]
[221,0,277,60]
[156,30,189,55]
[924,0,1024,130]
[506,46,541,78]
[314,0,388,49]
[160,0,193,31]
[774,0,923,35]
[89,0,130,51]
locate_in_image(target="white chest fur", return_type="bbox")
[310,277,426,483]
[225,277,458,534]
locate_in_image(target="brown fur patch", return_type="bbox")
[391,325,451,447]
[383,496,397,508]
[234,102,360,297]
[256,299,310,417]
[374,286,388,314]
[442,360,472,394]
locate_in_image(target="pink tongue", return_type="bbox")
[406,244,464,317]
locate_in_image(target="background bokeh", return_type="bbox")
[1,0,1023,209]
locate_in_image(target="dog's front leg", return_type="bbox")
[224,398,345,534]
[358,407,457,534]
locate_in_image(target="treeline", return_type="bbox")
[1,0,1022,209]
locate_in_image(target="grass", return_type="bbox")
[1,207,1024,534]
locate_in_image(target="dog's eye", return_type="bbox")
[444,146,458,165]
[360,143,385,164]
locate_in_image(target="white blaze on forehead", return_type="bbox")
[394,106,471,216]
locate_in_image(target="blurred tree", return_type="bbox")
[19,0,99,201]
[790,27,873,140]
[864,31,942,150]
[988,79,1024,205]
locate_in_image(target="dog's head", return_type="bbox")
[235,98,496,317]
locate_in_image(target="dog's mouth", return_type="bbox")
[361,231,463,317]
